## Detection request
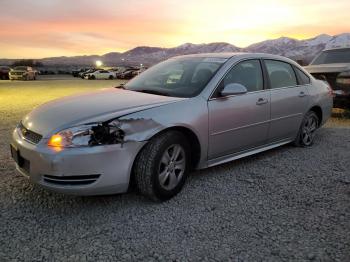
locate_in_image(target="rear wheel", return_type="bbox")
[294,111,319,147]
[108,75,113,80]
[133,131,190,201]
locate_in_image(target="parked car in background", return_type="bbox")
[304,47,350,109]
[134,67,148,76]
[80,68,100,79]
[117,68,139,79]
[72,68,90,77]
[9,66,36,80]
[0,66,11,80]
[11,53,332,201]
[85,69,115,80]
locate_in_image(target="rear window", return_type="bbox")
[294,67,311,85]
[265,60,297,89]
[311,49,350,65]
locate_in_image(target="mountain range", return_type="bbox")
[1,33,350,67]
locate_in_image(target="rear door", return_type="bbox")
[263,59,309,142]
[208,59,270,160]
[99,70,108,79]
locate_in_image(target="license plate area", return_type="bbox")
[10,144,30,173]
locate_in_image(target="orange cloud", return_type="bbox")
[0,0,349,58]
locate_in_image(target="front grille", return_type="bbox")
[12,72,24,76]
[43,174,100,186]
[18,122,42,144]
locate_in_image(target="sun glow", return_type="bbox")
[0,0,349,58]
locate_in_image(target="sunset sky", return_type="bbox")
[0,0,349,58]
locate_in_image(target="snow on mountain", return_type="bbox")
[325,33,350,49]
[1,33,349,66]
[244,33,350,63]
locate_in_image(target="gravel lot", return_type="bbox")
[0,77,349,261]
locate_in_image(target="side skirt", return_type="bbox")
[207,139,293,168]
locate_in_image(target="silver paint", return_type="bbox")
[11,53,333,195]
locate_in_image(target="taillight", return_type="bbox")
[326,84,335,97]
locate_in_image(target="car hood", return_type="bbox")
[304,63,350,74]
[22,88,184,137]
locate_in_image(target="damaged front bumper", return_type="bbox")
[11,128,146,195]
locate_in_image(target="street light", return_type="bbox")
[95,60,103,67]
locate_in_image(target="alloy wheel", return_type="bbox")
[301,114,318,146]
[158,144,186,190]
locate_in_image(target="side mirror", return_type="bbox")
[220,83,248,97]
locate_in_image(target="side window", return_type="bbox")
[265,60,297,89]
[220,60,263,92]
[294,66,311,85]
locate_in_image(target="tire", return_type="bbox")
[91,75,95,80]
[293,111,319,147]
[109,75,113,80]
[133,131,190,201]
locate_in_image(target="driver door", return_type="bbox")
[208,59,270,160]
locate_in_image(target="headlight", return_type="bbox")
[48,121,124,148]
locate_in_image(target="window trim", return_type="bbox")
[209,58,266,100]
[262,59,299,90]
[293,65,311,86]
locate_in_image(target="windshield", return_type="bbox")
[311,49,350,65]
[14,66,27,70]
[124,57,227,97]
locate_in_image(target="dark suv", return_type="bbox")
[0,66,11,80]
[304,48,350,109]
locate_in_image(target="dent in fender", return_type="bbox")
[110,118,164,142]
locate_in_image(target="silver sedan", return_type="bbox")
[10,53,333,201]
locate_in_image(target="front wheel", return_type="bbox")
[293,111,319,147]
[133,131,190,201]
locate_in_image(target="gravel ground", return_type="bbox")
[0,78,349,261]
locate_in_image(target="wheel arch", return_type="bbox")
[130,124,202,171]
[147,125,201,169]
[308,105,323,126]
[128,125,202,191]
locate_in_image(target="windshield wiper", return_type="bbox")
[137,89,170,97]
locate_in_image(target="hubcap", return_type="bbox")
[302,115,318,146]
[158,144,186,190]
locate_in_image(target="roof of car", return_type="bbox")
[173,52,297,63]
[174,53,244,59]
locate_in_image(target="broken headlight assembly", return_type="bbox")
[48,121,124,148]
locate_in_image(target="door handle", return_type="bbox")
[298,91,306,97]
[256,98,268,105]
